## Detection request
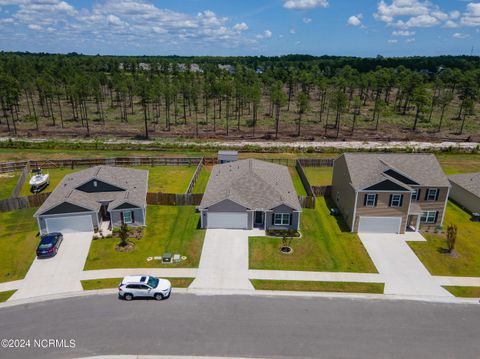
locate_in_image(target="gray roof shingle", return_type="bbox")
[341,153,450,190]
[449,172,480,198]
[34,166,148,216]
[199,159,302,211]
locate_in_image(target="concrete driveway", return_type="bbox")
[359,232,452,297]
[190,228,265,291]
[10,232,93,300]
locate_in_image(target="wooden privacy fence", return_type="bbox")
[0,192,50,212]
[298,196,316,209]
[298,158,335,167]
[146,193,203,206]
[312,186,332,196]
[0,161,29,173]
[10,163,30,198]
[186,158,204,194]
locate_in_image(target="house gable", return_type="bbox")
[76,179,124,193]
[208,199,247,212]
[111,202,141,210]
[364,179,410,192]
[383,169,419,186]
[41,202,92,216]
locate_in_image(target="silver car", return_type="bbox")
[118,275,172,301]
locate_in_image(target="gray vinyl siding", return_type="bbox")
[449,182,480,214]
[331,155,356,230]
[110,208,146,227]
[207,199,247,212]
[266,204,300,231]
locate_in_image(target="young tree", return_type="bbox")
[446,224,458,254]
[436,90,454,132]
[270,81,287,139]
[411,85,431,131]
[295,91,310,137]
[118,223,129,248]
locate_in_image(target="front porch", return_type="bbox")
[407,203,422,232]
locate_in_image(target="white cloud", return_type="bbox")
[450,10,461,20]
[303,17,312,24]
[283,0,328,10]
[405,37,415,43]
[445,20,459,28]
[392,30,415,36]
[233,22,248,31]
[256,29,272,39]
[347,14,363,26]
[28,23,41,30]
[387,39,398,43]
[289,28,296,34]
[460,3,480,26]
[452,32,470,39]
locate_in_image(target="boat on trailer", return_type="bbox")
[29,168,50,193]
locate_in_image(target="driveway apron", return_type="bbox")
[190,229,264,290]
[359,233,452,297]
[10,232,93,300]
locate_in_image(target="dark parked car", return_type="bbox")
[36,233,63,258]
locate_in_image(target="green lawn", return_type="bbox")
[84,206,205,270]
[81,277,194,290]
[249,196,377,273]
[251,280,384,294]
[303,167,333,186]
[0,172,19,199]
[0,208,38,283]
[443,286,480,298]
[409,201,480,276]
[436,153,480,175]
[19,167,78,197]
[135,165,197,193]
[192,166,211,194]
[0,290,16,302]
[289,167,307,196]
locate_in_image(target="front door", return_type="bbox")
[254,211,264,226]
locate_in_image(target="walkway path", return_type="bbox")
[358,232,452,297]
[190,228,265,290]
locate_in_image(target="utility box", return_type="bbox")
[162,253,172,263]
[218,150,238,164]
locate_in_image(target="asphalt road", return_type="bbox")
[0,293,479,359]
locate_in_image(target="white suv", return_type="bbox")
[118,275,172,301]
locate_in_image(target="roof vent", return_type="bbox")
[93,180,98,187]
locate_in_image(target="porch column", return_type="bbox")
[416,214,421,232]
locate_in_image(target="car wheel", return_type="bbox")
[154,293,164,301]
[124,293,133,301]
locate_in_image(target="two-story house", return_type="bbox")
[331,153,450,234]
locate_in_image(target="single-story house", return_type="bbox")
[34,166,148,234]
[448,172,480,214]
[198,159,302,230]
[331,153,450,234]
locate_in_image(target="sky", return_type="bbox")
[0,0,479,57]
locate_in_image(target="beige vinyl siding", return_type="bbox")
[414,186,449,230]
[331,156,356,230]
[449,182,480,214]
[354,192,411,233]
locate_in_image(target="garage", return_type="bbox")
[358,216,402,234]
[45,215,94,233]
[207,212,248,229]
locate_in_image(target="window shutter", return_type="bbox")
[374,195,378,207]
[364,194,368,206]
[416,189,421,201]
[289,214,292,225]
[120,212,124,224]
[131,211,135,223]
[435,189,440,201]
[424,189,429,200]
[399,195,403,207]
[434,211,439,223]
[389,195,393,207]
[272,214,275,225]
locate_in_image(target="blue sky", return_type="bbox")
[0,0,478,56]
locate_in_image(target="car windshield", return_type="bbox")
[38,236,56,249]
[147,276,159,288]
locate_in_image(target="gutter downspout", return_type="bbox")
[351,185,358,233]
[440,187,451,226]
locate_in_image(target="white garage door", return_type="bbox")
[207,212,248,229]
[45,215,94,233]
[358,216,402,234]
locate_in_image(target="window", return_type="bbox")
[274,213,291,226]
[365,194,377,207]
[123,211,133,224]
[390,194,403,207]
[420,211,438,224]
[426,188,438,201]
[412,189,420,201]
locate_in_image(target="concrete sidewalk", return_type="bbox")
[190,228,265,290]
[359,233,452,297]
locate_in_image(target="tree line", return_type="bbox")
[0,52,479,139]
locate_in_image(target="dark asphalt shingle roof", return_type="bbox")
[449,172,480,198]
[340,153,450,190]
[34,166,148,216]
[199,159,302,211]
